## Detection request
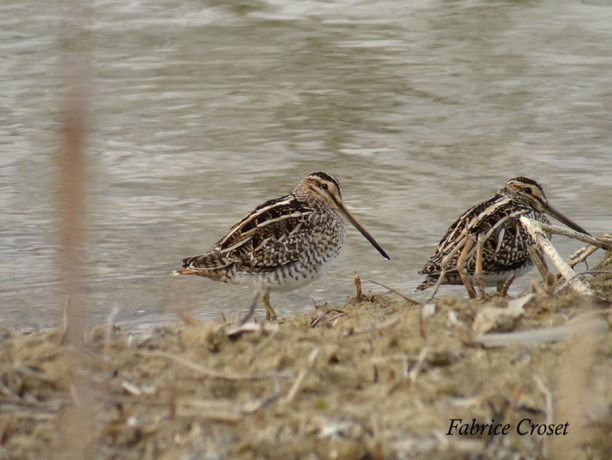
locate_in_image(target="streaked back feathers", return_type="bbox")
[417,176,589,290]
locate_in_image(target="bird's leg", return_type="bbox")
[498,274,515,297]
[456,237,477,299]
[475,233,486,300]
[261,288,277,321]
[239,288,261,326]
[527,246,549,280]
[425,269,446,304]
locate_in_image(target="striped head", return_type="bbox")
[293,171,390,260]
[293,171,343,209]
[499,177,548,212]
[499,176,590,235]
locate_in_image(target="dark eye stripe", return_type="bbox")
[309,171,340,190]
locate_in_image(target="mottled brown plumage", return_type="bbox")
[417,177,590,298]
[174,172,389,321]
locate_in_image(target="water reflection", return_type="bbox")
[1,0,611,328]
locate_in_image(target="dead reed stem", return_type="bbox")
[56,0,96,458]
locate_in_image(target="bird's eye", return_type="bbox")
[524,187,532,194]
[321,183,329,190]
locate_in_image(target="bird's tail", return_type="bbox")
[173,268,198,276]
[172,251,233,281]
[414,277,433,292]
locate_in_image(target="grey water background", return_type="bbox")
[2,0,612,329]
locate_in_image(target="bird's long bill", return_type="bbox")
[339,203,390,260]
[545,203,591,236]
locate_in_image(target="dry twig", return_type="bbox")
[282,348,320,405]
[354,272,364,303]
[520,217,592,296]
[409,347,430,383]
[176,310,202,326]
[369,280,421,305]
[309,308,347,328]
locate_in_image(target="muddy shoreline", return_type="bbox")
[1,253,611,460]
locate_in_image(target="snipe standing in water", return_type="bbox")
[174,172,389,322]
[416,177,590,299]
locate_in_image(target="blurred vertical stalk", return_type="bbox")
[57,0,97,458]
[59,8,88,342]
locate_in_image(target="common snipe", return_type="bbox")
[416,177,590,299]
[174,172,389,321]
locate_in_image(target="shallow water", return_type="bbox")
[2,0,612,328]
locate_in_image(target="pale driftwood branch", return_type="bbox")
[473,313,608,347]
[520,217,592,296]
[540,224,612,250]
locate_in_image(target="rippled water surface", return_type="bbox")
[2,0,612,328]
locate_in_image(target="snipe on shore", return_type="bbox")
[416,177,590,299]
[174,171,389,322]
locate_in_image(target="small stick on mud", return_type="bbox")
[177,310,202,326]
[309,293,324,310]
[354,272,364,303]
[409,347,430,383]
[103,306,120,373]
[60,297,70,345]
[309,309,347,328]
[327,312,348,324]
[520,217,592,296]
[369,280,421,305]
[282,348,320,405]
